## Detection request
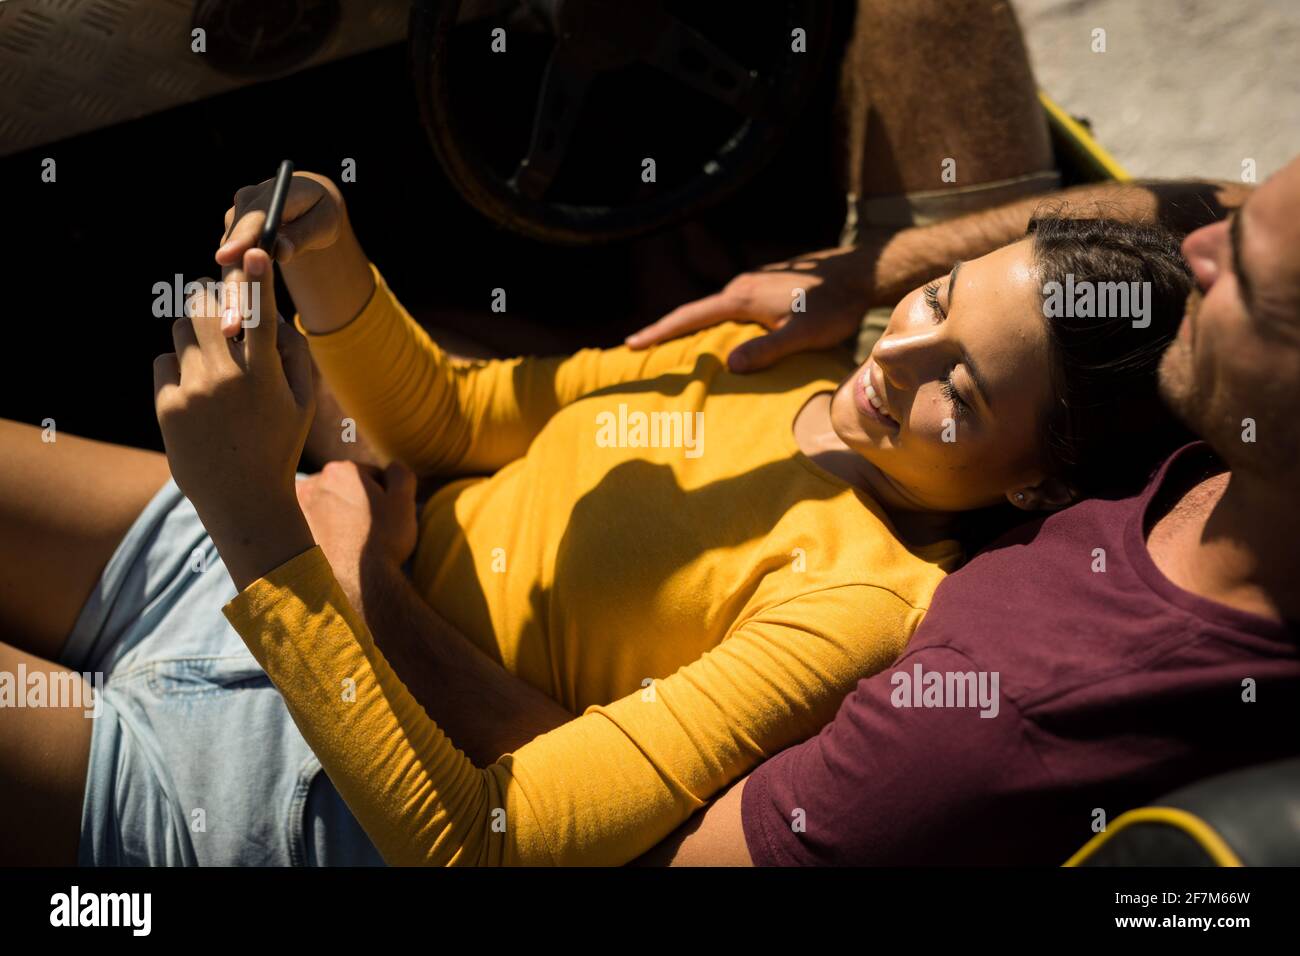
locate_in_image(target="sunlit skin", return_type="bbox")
[1158,156,1300,479]
[795,238,1069,520]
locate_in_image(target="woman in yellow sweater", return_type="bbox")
[0,174,1195,866]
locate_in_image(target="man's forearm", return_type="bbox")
[356,558,574,766]
[869,178,1250,306]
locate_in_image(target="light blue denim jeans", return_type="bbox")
[59,478,384,866]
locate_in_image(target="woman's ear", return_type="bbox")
[1006,477,1075,512]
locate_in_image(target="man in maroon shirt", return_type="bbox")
[644,154,1300,865]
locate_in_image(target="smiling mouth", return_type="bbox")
[856,360,900,430]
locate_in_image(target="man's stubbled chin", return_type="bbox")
[1178,287,1203,343]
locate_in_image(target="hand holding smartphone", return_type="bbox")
[257,160,295,254]
[217,165,369,336]
[219,160,293,338]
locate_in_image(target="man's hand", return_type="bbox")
[624,180,1252,374]
[295,460,418,615]
[624,238,885,372]
[153,247,317,590]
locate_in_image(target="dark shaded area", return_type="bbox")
[419,0,837,242]
[1,33,848,452]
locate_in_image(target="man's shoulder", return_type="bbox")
[901,442,1268,707]
[924,441,1216,642]
[902,488,1162,703]
[931,492,1137,618]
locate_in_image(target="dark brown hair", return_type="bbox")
[957,216,1196,555]
[1028,215,1196,499]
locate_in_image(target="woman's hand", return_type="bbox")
[295,460,418,616]
[217,169,375,336]
[216,171,346,268]
[624,237,890,372]
[154,248,318,591]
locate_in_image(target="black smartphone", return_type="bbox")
[257,159,295,254]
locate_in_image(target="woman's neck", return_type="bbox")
[793,392,956,546]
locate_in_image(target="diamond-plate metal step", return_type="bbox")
[0,0,410,156]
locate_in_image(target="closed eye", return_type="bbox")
[923,280,970,420]
[923,281,946,321]
[941,375,969,420]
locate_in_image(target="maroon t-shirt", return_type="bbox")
[741,442,1300,865]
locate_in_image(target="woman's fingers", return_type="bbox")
[271,197,336,263]
[272,235,296,264]
[152,353,181,410]
[216,175,327,266]
[241,248,280,365]
[218,258,253,340]
[180,276,237,367]
[278,323,315,414]
[216,205,272,266]
[215,183,272,265]
[170,313,201,377]
[183,277,219,325]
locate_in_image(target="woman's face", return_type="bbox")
[829,238,1056,513]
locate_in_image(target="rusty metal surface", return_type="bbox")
[0,0,410,156]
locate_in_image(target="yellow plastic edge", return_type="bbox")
[1039,90,1132,183]
[1063,806,1245,867]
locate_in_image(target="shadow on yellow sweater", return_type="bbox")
[224,266,961,865]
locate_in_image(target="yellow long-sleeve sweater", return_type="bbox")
[223,266,961,865]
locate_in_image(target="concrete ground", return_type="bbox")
[1014,0,1300,181]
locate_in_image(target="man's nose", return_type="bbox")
[1182,219,1226,291]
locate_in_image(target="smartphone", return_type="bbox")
[257,159,295,254]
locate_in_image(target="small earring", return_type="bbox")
[1015,492,1026,503]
